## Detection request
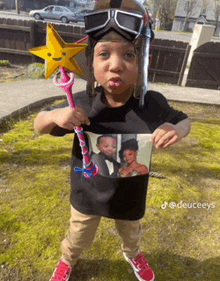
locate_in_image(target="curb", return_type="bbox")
[1,95,220,134]
[0,95,65,133]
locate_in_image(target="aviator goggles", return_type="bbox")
[84,9,144,42]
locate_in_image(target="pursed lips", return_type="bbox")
[108,77,124,87]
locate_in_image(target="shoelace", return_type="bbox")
[53,261,71,280]
[133,253,151,273]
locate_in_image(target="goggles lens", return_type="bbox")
[116,12,143,34]
[85,11,109,32]
[85,9,144,41]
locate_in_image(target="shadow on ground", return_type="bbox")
[70,252,220,281]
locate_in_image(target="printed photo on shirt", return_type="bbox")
[86,133,153,178]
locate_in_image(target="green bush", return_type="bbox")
[0,60,10,66]
[27,63,59,79]
[27,63,45,79]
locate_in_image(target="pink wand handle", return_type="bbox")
[53,66,98,178]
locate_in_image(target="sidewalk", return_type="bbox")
[0,78,86,122]
[0,78,220,127]
[0,9,29,16]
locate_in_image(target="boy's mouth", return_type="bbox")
[108,78,123,87]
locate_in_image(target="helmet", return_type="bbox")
[84,0,154,106]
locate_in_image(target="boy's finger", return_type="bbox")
[84,116,91,125]
[150,132,156,142]
[152,129,167,145]
[154,131,173,147]
[150,128,160,143]
[160,135,178,149]
[74,109,90,125]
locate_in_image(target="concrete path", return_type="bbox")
[0,78,220,126]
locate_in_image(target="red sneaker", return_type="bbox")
[50,258,72,281]
[123,252,155,281]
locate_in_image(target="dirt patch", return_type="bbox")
[0,65,29,83]
[203,178,220,189]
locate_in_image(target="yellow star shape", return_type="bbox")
[29,23,87,79]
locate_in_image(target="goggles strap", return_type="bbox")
[86,40,95,97]
[139,24,151,107]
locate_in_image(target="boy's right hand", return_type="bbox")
[52,107,90,131]
[34,106,90,134]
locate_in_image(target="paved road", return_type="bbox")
[0,10,85,26]
[154,31,192,42]
[1,10,220,43]
[154,31,220,43]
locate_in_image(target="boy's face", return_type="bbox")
[97,137,117,157]
[93,41,138,97]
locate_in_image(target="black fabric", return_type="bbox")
[48,87,188,220]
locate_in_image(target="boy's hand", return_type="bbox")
[150,122,182,149]
[52,107,90,131]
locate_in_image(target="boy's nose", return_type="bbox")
[109,55,123,73]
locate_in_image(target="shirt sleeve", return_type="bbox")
[45,91,89,137]
[145,91,188,130]
[40,100,74,137]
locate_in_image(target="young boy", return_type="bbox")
[34,1,191,280]
[92,135,120,177]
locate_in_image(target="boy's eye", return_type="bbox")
[99,52,109,58]
[125,52,135,59]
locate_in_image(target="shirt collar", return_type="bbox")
[89,86,138,118]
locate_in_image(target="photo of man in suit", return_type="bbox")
[92,135,120,177]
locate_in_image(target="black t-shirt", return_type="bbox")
[49,87,188,220]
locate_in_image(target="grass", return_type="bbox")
[0,101,220,281]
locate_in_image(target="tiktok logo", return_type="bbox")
[161,201,168,209]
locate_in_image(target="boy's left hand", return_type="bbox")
[150,122,182,149]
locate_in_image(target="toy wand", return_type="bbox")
[53,35,98,179]
[53,65,99,179]
[29,23,98,178]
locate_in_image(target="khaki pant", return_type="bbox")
[61,206,142,266]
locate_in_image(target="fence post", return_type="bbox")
[177,44,191,86]
[181,24,215,87]
[30,21,36,63]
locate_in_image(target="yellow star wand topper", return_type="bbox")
[29,23,87,79]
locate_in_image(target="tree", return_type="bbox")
[148,0,177,30]
[183,0,198,31]
[213,0,220,35]
[160,0,177,30]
